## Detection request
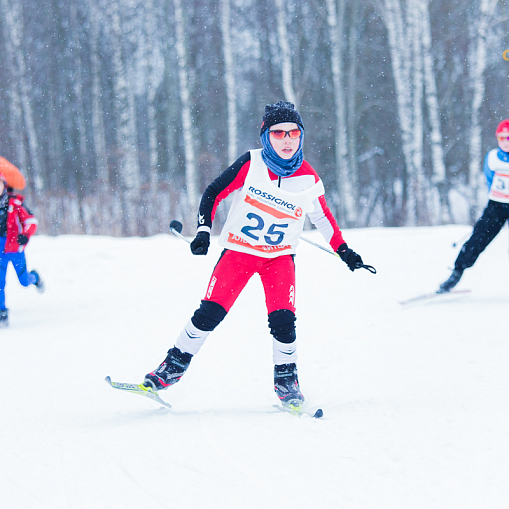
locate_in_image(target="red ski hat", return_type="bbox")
[496,119,509,135]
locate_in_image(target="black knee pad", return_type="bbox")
[191,300,227,332]
[268,309,296,344]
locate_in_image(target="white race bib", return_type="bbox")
[487,149,509,203]
[218,149,324,258]
[489,173,509,202]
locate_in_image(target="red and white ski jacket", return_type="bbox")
[2,193,38,253]
[197,151,346,252]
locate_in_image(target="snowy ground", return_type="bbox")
[1,225,509,509]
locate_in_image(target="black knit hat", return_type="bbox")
[260,101,304,135]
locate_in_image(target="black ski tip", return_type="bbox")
[169,220,183,233]
[313,408,323,418]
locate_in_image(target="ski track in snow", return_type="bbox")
[1,226,509,508]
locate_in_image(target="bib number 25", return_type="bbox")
[241,213,288,246]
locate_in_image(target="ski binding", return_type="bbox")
[273,403,323,418]
[105,376,172,408]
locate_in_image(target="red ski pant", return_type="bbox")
[203,250,296,314]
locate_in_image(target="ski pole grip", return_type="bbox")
[169,221,191,244]
[169,220,183,234]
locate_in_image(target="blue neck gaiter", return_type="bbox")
[497,148,509,163]
[260,129,304,177]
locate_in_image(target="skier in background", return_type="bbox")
[0,159,44,327]
[439,119,509,292]
[143,101,368,410]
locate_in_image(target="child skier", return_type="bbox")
[0,158,44,327]
[144,101,366,410]
[439,119,509,292]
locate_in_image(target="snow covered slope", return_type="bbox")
[1,225,509,508]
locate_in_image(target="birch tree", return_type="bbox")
[70,4,88,198]
[145,0,161,195]
[1,0,26,180]
[220,0,238,165]
[88,0,108,185]
[380,0,428,225]
[1,0,43,195]
[347,3,359,223]
[410,0,425,223]
[142,0,165,233]
[326,0,356,225]
[274,0,298,107]
[467,0,500,221]
[173,0,199,214]
[420,0,449,223]
[107,0,141,235]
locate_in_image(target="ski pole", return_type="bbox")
[300,236,377,274]
[452,229,472,248]
[300,236,340,257]
[169,220,190,244]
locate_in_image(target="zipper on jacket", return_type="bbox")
[278,176,281,188]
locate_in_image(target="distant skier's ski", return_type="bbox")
[105,376,172,408]
[399,289,471,306]
[273,404,323,418]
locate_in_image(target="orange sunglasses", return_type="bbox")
[269,129,302,140]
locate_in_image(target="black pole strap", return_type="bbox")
[357,263,377,274]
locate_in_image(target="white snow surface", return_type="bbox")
[2,225,509,509]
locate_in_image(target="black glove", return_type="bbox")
[190,231,210,255]
[17,234,29,245]
[337,243,363,271]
